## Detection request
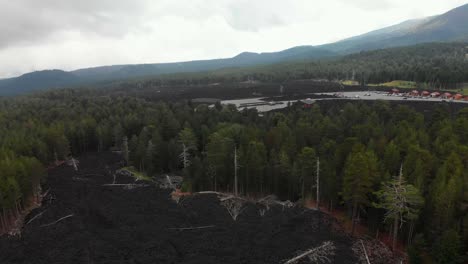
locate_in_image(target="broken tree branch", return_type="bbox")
[284,241,335,264]
[25,210,47,225]
[360,240,371,264]
[40,214,74,228]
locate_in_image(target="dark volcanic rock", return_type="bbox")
[0,152,358,264]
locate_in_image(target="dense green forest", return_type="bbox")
[0,87,467,262]
[127,42,468,89]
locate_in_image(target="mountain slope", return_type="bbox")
[71,46,334,82]
[0,70,81,96]
[323,3,468,53]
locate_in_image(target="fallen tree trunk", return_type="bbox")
[168,225,215,231]
[25,210,47,225]
[40,214,74,228]
[284,241,335,264]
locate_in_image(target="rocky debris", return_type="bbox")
[352,239,403,264]
[115,168,133,178]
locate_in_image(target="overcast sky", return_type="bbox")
[0,0,466,78]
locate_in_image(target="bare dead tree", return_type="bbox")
[234,146,239,196]
[284,241,336,264]
[122,136,129,165]
[316,157,320,210]
[70,157,79,171]
[360,240,371,264]
[166,175,175,190]
[257,195,295,212]
[179,143,191,169]
[221,197,246,221]
[206,165,217,191]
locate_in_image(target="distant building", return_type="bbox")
[430,92,441,98]
[421,91,430,97]
[410,90,419,96]
[390,88,400,94]
[301,98,316,108]
[441,92,452,99]
[454,94,464,100]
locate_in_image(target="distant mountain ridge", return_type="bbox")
[1,3,468,95]
[321,3,468,52]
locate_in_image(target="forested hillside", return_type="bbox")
[0,87,467,262]
[1,42,467,95]
[129,42,468,89]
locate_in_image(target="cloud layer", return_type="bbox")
[0,0,466,78]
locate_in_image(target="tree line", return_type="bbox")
[0,88,467,262]
[122,42,468,90]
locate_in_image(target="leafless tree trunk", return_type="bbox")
[54,151,59,165]
[351,201,357,235]
[316,157,320,210]
[71,157,78,171]
[284,241,336,264]
[234,146,238,196]
[407,221,415,245]
[393,216,398,251]
[179,143,191,169]
[122,136,129,165]
[360,240,371,264]
[301,178,305,203]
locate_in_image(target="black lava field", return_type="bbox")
[0,153,359,264]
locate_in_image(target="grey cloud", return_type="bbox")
[0,0,150,48]
[224,0,288,32]
[338,0,394,11]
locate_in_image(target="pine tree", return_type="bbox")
[342,145,378,235]
[374,166,424,250]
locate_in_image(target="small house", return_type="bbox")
[454,94,464,100]
[421,91,430,97]
[390,88,400,94]
[410,90,419,96]
[301,98,316,108]
[441,92,452,99]
[430,92,441,98]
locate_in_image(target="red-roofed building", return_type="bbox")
[430,92,441,97]
[411,90,419,96]
[390,88,400,94]
[454,94,464,100]
[421,91,430,97]
[441,92,452,99]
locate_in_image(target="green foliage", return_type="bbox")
[432,229,462,264]
[343,145,378,207]
[297,147,317,199]
[431,152,464,230]
[178,127,197,149]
